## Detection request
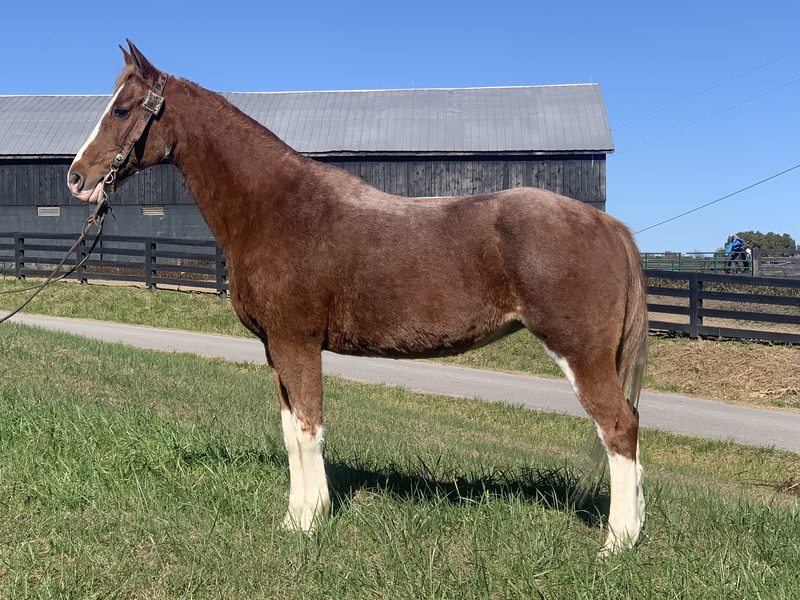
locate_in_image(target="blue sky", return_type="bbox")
[2,0,797,252]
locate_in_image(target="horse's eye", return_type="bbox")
[113,107,130,119]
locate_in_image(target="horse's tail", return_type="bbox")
[615,231,649,416]
[577,227,648,502]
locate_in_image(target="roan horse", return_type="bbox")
[68,41,648,556]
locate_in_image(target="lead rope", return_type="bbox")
[0,187,111,325]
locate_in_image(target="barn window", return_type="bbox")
[37,206,60,217]
[142,205,165,216]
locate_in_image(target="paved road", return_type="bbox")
[3,312,799,453]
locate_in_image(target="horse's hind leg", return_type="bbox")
[543,344,642,556]
[602,429,642,557]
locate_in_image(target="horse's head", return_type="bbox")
[68,40,171,204]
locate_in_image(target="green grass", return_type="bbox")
[3,278,797,410]
[0,323,798,598]
[0,278,249,337]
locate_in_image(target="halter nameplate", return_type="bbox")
[142,89,165,116]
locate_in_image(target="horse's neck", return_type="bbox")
[167,78,306,250]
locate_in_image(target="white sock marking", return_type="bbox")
[603,451,641,555]
[280,409,304,528]
[636,441,645,527]
[292,415,330,532]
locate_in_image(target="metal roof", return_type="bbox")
[0,84,613,157]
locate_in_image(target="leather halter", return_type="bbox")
[106,70,168,191]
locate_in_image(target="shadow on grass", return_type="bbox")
[169,441,610,528]
[326,452,610,528]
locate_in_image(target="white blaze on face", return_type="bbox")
[71,86,124,169]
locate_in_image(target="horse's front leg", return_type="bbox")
[268,364,305,529]
[268,341,330,533]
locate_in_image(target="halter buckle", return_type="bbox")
[142,90,164,116]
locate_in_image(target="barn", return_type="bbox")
[0,84,613,239]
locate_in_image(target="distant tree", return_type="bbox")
[724,231,798,250]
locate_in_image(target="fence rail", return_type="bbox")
[0,232,228,295]
[2,232,798,344]
[750,248,800,278]
[646,269,800,344]
[641,251,751,275]
[641,249,800,278]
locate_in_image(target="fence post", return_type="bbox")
[145,237,156,292]
[215,244,227,298]
[751,248,759,277]
[688,273,703,339]
[14,236,24,280]
[79,236,88,285]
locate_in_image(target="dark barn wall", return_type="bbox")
[319,155,606,210]
[0,161,195,207]
[0,205,214,239]
[1,155,606,238]
[0,160,211,239]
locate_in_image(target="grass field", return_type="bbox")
[1,278,798,410]
[0,323,797,598]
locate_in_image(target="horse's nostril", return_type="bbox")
[69,172,84,193]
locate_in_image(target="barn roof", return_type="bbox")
[0,84,613,158]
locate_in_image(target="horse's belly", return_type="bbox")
[326,308,524,359]
[324,233,520,357]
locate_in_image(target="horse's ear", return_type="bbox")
[126,39,159,80]
[120,44,133,66]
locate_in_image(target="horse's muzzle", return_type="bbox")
[68,171,106,204]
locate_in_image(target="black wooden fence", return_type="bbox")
[2,232,798,344]
[0,232,228,295]
[646,269,800,344]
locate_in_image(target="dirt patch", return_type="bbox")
[646,336,799,410]
[778,477,799,497]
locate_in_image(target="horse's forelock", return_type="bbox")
[113,65,136,93]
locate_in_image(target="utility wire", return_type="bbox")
[613,48,799,130]
[614,78,799,156]
[633,165,800,235]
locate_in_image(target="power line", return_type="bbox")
[613,48,799,130]
[633,165,800,235]
[614,78,799,156]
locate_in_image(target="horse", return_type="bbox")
[67,41,648,557]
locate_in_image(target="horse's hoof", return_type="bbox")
[281,512,304,532]
[597,544,616,560]
[598,534,638,560]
